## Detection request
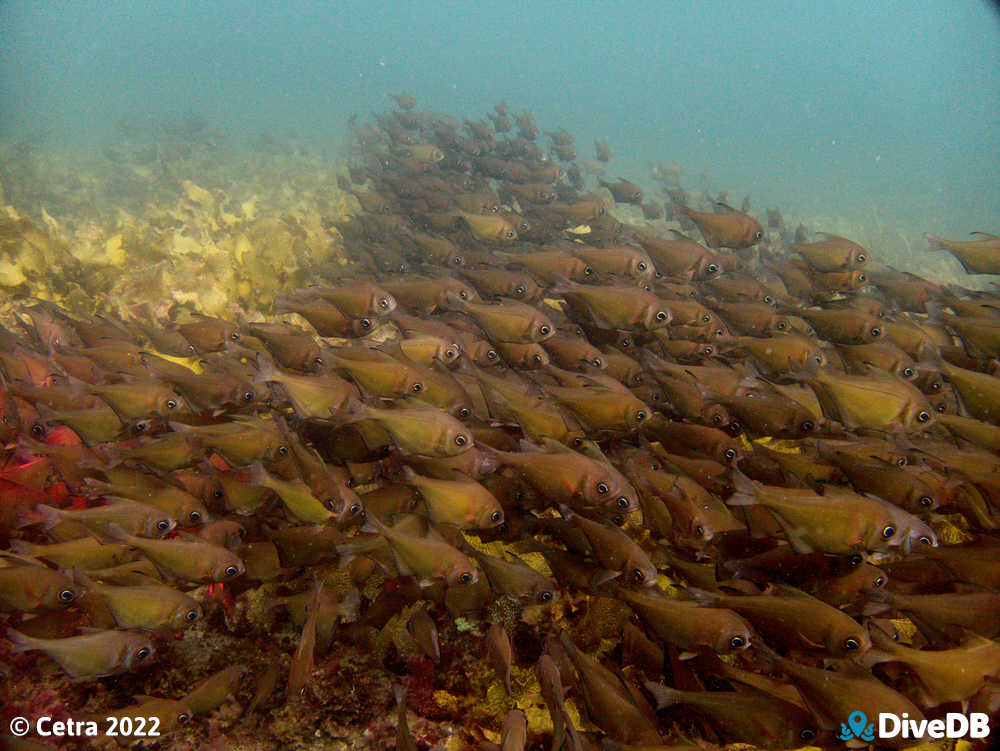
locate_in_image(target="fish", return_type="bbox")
[925,231,1000,275]
[486,622,513,694]
[559,506,657,586]
[790,233,870,271]
[105,523,246,583]
[695,584,872,657]
[676,202,763,249]
[80,576,202,629]
[397,466,504,529]
[287,579,322,699]
[644,682,818,749]
[7,627,155,679]
[727,471,909,554]
[613,586,752,655]
[598,178,643,205]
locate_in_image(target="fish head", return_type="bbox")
[123,635,157,670]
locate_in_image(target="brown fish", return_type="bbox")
[677,202,763,249]
[926,231,1000,274]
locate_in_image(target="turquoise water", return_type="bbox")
[2,0,998,265]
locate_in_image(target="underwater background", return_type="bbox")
[2,0,998,268]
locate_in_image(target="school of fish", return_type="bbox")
[2,93,1000,750]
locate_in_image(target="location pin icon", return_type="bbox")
[847,711,868,737]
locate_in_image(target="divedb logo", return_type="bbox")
[840,711,990,742]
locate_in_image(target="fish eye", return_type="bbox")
[278,445,289,456]
[454,434,468,446]
[134,421,148,433]
[632,568,645,582]
[729,635,746,649]
[714,328,724,337]
[213,488,224,499]
[490,510,503,523]
[930,381,941,391]
[165,399,178,410]
[30,423,45,436]
[857,253,866,263]
[936,402,946,412]
[532,354,543,364]
[135,647,152,660]
[539,325,551,335]
[597,482,610,495]
[539,591,553,602]
[411,382,423,393]
[896,457,907,466]
[703,346,714,355]
[858,273,867,282]
[613,515,625,526]
[655,311,668,322]
[459,290,469,299]
[754,231,762,241]
[453,256,464,265]
[918,495,933,508]
[230,331,241,341]
[242,390,255,402]
[458,407,471,418]
[185,609,200,621]
[458,571,473,584]
[592,358,603,367]
[713,414,723,424]
[763,295,773,304]
[637,262,647,271]
[842,637,861,651]
[506,230,516,239]
[695,525,706,537]
[800,729,816,741]
[156,519,171,531]
[486,350,498,360]
[187,345,197,353]
[360,319,372,329]
[621,337,632,347]
[776,321,787,330]
[724,448,737,461]
[635,410,647,422]
[324,498,337,511]
[801,420,815,432]
[189,510,202,522]
[615,496,630,509]
[871,328,882,337]
[59,588,76,602]
[903,367,914,378]
[224,565,240,578]
[873,576,886,587]
[881,525,896,539]
[918,535,933,545]
[707,263,719,274]
[349,503,362,516]
[584,266,594,275]
[514,285,526,296]
[314,357,324,366]
[702,315,711,323]
[378,297,390,309]
[177,713,190,725]
[917,410,931,423]
[814,355,823,364]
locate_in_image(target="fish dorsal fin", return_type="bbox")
[714,202,739,214]
[668,229,692,241]
[971,232,1000,241]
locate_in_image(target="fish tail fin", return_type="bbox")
[548,273,573,295]
[924,233,946,250]
[725,469,759,506]
[6,628,38,654]
[393,682,407,709]
[34,503,64,531]
[642,681,682,709]
[327,395,370,427]
[253,353,278,384]
[247,461,269,487]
